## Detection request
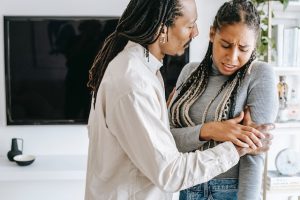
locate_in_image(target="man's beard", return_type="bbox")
[184,39,192,48]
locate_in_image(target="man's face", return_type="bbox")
[160,0,198,56]
[210,23,257,76]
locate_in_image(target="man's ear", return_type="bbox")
[160,25,167,35]
[209,26,216,43]
[156,24,167,36]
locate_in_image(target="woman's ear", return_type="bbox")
[209,26,216,43]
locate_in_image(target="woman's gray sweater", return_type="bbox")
[170,61,279,200]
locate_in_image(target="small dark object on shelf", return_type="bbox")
[7,138,23,161]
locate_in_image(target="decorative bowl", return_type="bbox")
[13,155,35,166]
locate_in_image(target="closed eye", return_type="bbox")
[221,44,230,48]
[239,46,250,52]
[188,23,196,29]
[220,40,230,48]
[240,48,249,52]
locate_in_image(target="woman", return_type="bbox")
[84,0,265,199]
[169,0,278,199]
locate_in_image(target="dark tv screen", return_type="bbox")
[4,16,189,125]
[4,16,119,125]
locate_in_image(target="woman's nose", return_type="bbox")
[227,48,239,62]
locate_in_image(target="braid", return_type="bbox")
[170,42,212,127]
[227,51,257,118]
[170,0,259,128]
[87,0,182,106]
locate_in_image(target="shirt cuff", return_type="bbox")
[214,142,240,172]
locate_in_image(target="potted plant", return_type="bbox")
[251,0,290,61]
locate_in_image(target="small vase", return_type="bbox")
[7,138,23,161]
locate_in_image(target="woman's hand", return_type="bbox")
[200,111,265,150]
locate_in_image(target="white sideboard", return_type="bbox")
[0,155,87,200]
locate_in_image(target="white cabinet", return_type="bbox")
[262,123,300,200]
[262,1,300,200]
[0,155,87,200]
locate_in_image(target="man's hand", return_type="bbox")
[235,145,252,157]
[235,131,274,156]
[242,107,275,155]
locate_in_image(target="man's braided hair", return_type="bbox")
[87,0,183,107]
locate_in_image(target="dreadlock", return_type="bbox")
[170,0,260,128]
[87,0,183,106]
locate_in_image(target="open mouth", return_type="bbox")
[222,63,238,72]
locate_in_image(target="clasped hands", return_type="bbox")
[200,107,274,157]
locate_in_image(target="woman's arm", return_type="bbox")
[169,63,208,152]
[171,112,266,153]
[169,63,266,153]
[171,125,206,153]
[238,62,279,200]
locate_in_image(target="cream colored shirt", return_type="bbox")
[85,41,240,200]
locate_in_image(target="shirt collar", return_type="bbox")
[124,41,163,74]
[211,63,222,76]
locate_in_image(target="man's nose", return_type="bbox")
[192,23,199,38]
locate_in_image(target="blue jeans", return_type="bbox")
[179,179,238,200]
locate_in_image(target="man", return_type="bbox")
[85,0,271,199]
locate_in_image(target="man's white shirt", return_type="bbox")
[85,41,240,200]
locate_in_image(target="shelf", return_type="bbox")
[275,122,300,128]
[272,1,300,12]
[272,1,300,19]
[266,188,300,195]
[0,155,87,181]
[273,67,300,75]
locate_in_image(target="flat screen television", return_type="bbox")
[4,16,189,125]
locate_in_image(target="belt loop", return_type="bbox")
[204,182,209,197]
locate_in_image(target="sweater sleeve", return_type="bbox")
[169,63,208,152]
[238,62,279,200]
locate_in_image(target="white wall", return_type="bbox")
[0,0,226,157]
[0,0,130,156]
[190,0,226,62]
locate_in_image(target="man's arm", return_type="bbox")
[107,88,240,192]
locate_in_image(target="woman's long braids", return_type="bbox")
[170,0,261,128]
[87,0,182,106]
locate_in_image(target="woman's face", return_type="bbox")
[210,23,257,76]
